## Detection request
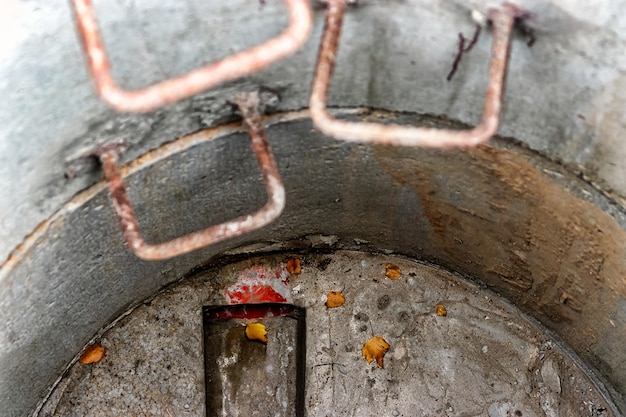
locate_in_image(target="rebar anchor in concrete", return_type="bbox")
[94,92,285,261]
[309,1,518,148]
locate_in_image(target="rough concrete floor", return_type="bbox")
[38,251,616,417]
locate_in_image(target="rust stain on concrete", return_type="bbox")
[375,139,626,395]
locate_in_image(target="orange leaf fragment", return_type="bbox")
[245,322,268,344]
[385,264,402,280]
[362,336,390,368]
[79,343,106,364]
[436,304,447,317]
[286,258,301,275]
[326,291,346,308]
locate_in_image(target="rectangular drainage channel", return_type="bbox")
[203,303,306,417]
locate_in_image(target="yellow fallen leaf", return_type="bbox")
[79,343,106,364]
[436,304,447,316]
[326,291,345,308]
[385,264,401,280]
[286,258,301,275]
[245,323,268,344]
[362,336,390,368]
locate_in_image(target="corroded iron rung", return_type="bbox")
[74,0,521,260]
[70,1,310,259]
[94,92,285,261]
[70,0,313,113]
[309,0,518,148]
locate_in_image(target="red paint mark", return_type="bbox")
[227,285,287,304]
[225,264,292,305]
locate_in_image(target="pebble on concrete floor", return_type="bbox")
[38,251,614,417]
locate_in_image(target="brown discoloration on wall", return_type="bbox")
[374,141,626,394]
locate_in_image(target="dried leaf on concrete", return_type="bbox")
[286,258,302,275]
[79,343,106,364]
[245,323,268,344]
[436,304,447,316]
[326,291,346,308]
[362,336,390,368]
[385,264,402,280]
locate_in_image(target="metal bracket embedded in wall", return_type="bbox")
[309,0,516,148]
[94,92,285,261]
[70,0,313,113]
[70,1,310,259]
[70,0,517,260]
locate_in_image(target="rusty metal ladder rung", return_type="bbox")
[309,0,518,148]
[71,0,522,260]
